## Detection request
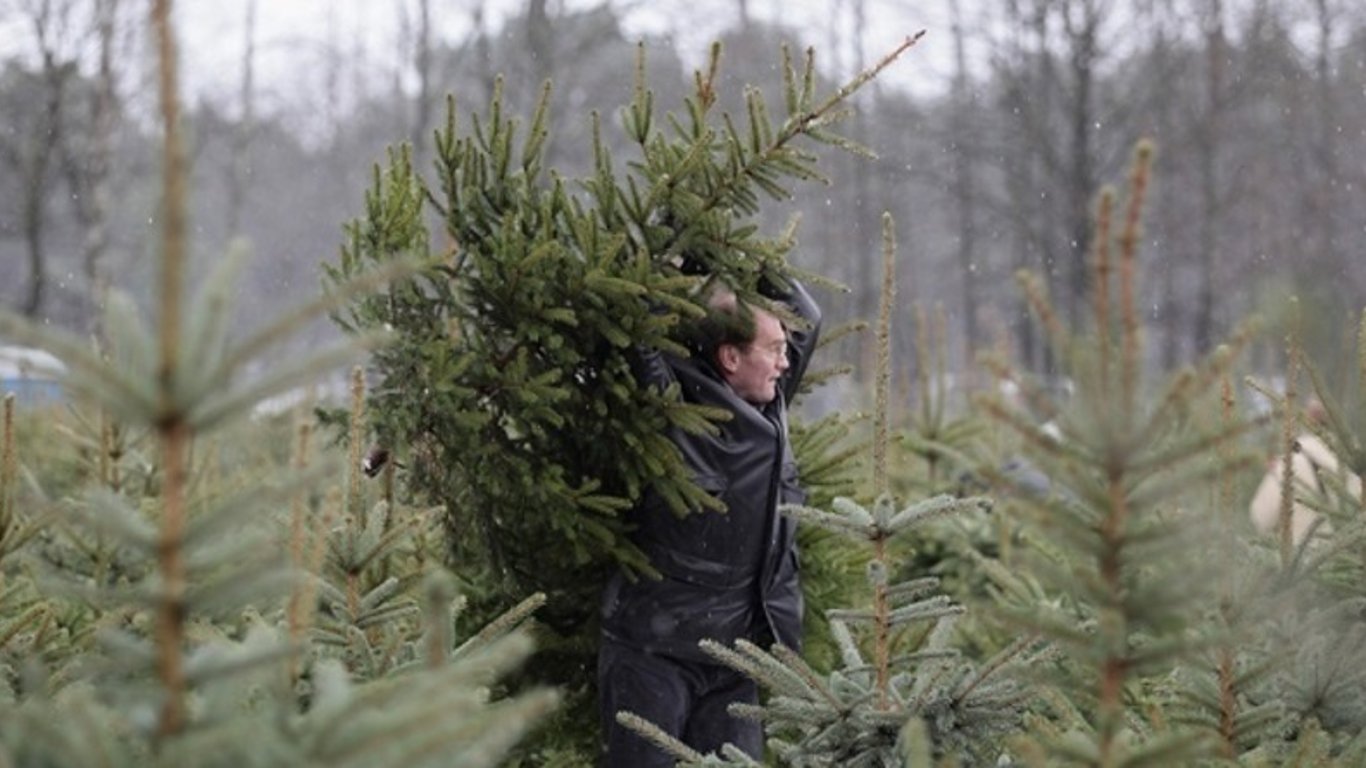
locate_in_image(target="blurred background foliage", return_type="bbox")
[4,0,1366,398]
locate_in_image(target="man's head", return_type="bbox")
[695,287,790,405]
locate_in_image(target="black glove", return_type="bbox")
[678,252,709,276]
[756,265,793,300]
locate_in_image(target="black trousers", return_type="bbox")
[597,639,763,767]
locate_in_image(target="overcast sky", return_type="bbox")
[0,0,985,129]
[173,0,967,111]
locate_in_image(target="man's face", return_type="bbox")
[720,309,789,405]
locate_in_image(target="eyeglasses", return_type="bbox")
[746,340,789,360]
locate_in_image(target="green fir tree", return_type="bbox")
[0,4,557,765]
[1228,312,1366,764]
[325,33,923,760]
[972,142,1271,767]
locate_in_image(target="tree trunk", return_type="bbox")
[227,0,256,241]
[22,170,50,318]
[994,0,1053,374]
[1309,0,1340,275]
[409,0,433,161]
[847,0,883,363]
[1152,28,1182,370]
[22,48,71,318]
[524,0,555,162]
[86,0,119,302]
[1062,0,1099,330]
[1194,0,1226,354]
[949,0,980,354]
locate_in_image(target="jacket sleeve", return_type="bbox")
[627,299,680,392]
[774,279,821,403]
[628,343,677,392]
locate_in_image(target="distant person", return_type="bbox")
[1249,399,1362,548]
[597,275,821,766]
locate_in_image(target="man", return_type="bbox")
[597,276,821,765]
[1248,398,1362,548]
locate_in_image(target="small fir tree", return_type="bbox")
[325,34,923,758]
[1159,371,1285,763]
[884,302,1005,614]
[303,366,547,686]
[1230,312,1366,762]
[0,4,557,765]
[897,304,989,499]
[973,142,1271,767]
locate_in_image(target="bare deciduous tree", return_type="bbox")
[398,0,433,162]
[1058,0,1105,330]
[949,0,981,353]
[56,0,122,314]
[14,0,81,317]
[225,0,255,240]
[1192,0,1227,353]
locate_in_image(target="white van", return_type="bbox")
[0,345,65,405]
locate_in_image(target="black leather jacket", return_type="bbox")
[600,281,821,662]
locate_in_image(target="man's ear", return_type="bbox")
[716,343,741,374]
